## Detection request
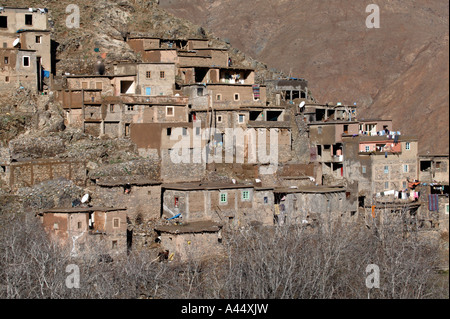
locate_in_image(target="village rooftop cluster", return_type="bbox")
[0,7,448,262]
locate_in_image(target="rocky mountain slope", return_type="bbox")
[160,0,449,154]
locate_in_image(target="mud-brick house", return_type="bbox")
[1,7,52,91]
[37,206,128,257]
[272,186,357,227]
[113,62,176,96]
[308,120,360,181]
[161,182,274,227]
[91,176,162,225]
[154,220,224,262]
[418,154,449,184]
[343,134,419,215]
[0,7,49,34]
[0,48,38,93]
[265,78,311,105]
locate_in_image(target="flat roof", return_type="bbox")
[96,176,161,187]
[308,120,359,126]
[39,207,127,214]
[247,121,291,129]
[65,74,135,78]
[358,118,392,122]
[274,186,346,194]
[16,29,51,33]
[162,182,254,191]
[357,135,418,142]
[155,220,222,234]
[418,154,449,158]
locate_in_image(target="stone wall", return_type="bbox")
[6,159,86,191]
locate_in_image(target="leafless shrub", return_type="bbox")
[0,212,446,299]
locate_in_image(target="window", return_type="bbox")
[127,105,134,111]
[96,82,103,90]
[0,16,7,28]
[242,190,250,201]
[25,14,33,26]
[365,146,370,152]
[125,123,130,137]
[384,165,389,174]
[109,104,114,112]
[82,82,88,89]
[318,126,323,135]
[174,197,179,208]
[166,106,174,116]
[403,164,408,173]
[195,127,201,136]
[362,166,366,174]
[113,218,120,228]
[5,76,9,83]
[23,56,30,67]
[166,128,172,136]
[4,56,8,64]
[264,196,268,204]
[197,87,204,96]
[220,193,227,204]
[445,204,449,215]
[77,222,82,229]
[403,181,407,189]
[216,94,222,101]
[146,71,151,79]
[238,114,245,124]
[217,115,223,123]
[182,127,188,136]
[160,71,165,79]
[384,181,389,189]
[53,223,59,230]
[405,142,410,150]
[112,240,118,249]
[35,35,42,44]
[234,93,240,101]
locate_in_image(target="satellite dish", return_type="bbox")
[299,101,306,108]
[231,179,236,184]
[81,194,90,203]
[255,178,261,183]
[13,38,20,47]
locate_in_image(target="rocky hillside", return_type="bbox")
[160,0,449,155]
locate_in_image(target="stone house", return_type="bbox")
[91,176,162,224]
[161,182,274,226]
[343,135,419,211]
[272,186,357,227]
[37,206,128,257]
[154,220,224,262]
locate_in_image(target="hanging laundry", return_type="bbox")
[371,205,376,218]
[428,194,439,211]
[274,204,280,215]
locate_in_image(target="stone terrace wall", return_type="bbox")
[7,159,86,191]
